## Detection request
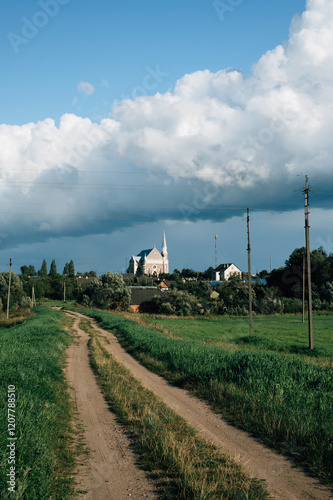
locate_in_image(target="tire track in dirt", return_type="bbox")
[65,314,158,499]
[69,311,333,500]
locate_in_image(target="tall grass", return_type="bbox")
[78,308,333,483]
[88,327,269,499]
[140,314,333,360]
[0,308,75,499]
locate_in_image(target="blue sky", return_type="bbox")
[1,0,333,276]
[2,0,305,125]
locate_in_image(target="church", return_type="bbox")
[128,233,169,276]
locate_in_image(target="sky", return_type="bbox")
[1,0,333,276]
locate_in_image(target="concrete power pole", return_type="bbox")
[63,280,66,303]
[7,258,12,320]
[247,209,253,337]
[302,252,306,324]
[303,176,313,349]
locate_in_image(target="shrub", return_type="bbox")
[20,296,33,309]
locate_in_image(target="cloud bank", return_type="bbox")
[1,0,333,249]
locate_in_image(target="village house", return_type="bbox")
[213,263,242,281]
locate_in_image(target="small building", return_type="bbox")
[213,263,242,281]
[127,286,170,312]
[158,280,171,290]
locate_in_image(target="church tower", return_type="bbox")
[161,231,168,274]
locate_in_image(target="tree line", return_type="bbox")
[20,259,76,278]
[19,259,96,302]
[3,245,333,316]
[139,246,333,316]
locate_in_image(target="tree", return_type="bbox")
[63,260,75,277]
[49,260,58,278]
[63,263,70,275]
[200,266,215,280]
[20,265,30,276]
[181,268,197,278]
[100,273,131,310]
[78,273,130,310]
[86,270,97,277]
[28,265,36,276]
[0,272,27,311]
[38,260,48,277]
[140,290,198,316]
[285,247,306,271]
[135,263,144,276]
[68,260,75,278]
[258,269,269,279]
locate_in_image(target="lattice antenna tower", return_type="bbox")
[214,235,218,269]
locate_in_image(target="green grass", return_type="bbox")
[88,324,269,499]
[75,308,333,484]
[140,313,333,359]
[0,308,76,499]
[39,299,76,308]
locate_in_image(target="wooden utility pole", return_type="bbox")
[63,280,66,302]
[302,252,305,323]
[7,258,12,320]
[247,209,253,337]
[303,176,313,349]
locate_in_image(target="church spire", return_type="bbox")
[162,231,167,256]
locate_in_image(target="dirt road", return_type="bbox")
[68,311,333,500]
[65,314,158,499]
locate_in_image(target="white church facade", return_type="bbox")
[128,233,169,276]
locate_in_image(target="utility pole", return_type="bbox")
[32,286,36,307]
[302,252,305,324]
[303,176,313,349]
[7,258,12,320]
[247,209,253,337]
[63,280,66,302]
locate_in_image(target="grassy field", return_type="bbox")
[139,313,333,361]
[85,319,269,499]
[0,308,76,499]
[75,308,333,484]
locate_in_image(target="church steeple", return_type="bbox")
[162,231,167,256]
[161,232,168,274]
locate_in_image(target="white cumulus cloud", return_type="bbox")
[1,0,333,249]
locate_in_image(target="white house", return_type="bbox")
[213,263,242,281]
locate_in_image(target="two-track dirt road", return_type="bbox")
[65,314,158,499]
[66,310,333,500]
